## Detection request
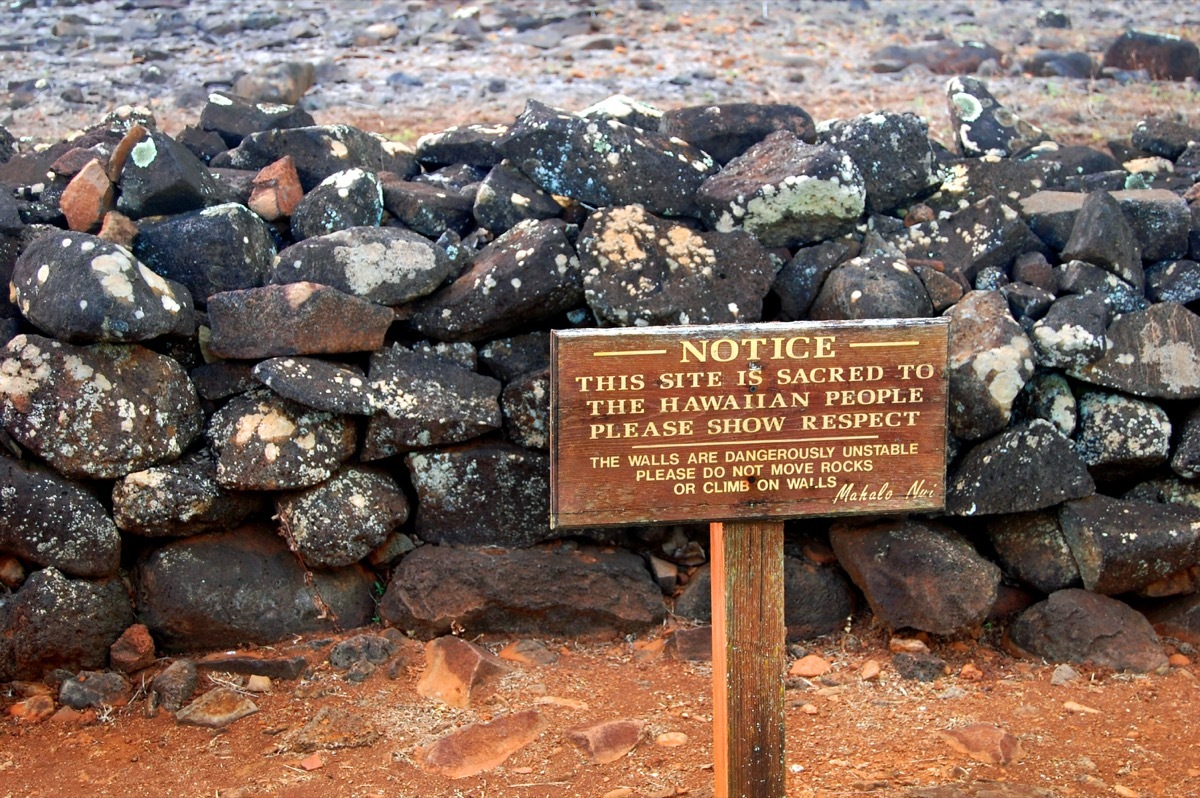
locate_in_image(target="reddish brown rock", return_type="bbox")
[109,623,156,673]
[175,687,258,728]
[939,723,1024,765]
[418,709,544,779]
[566,718,645,764]
[416,636,510,709]
[8,694,56,722]
[60,158,114,232]
[248,155,303,220]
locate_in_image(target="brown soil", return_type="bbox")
[3,620,1199,798]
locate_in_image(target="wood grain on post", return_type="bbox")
[711,520,786,798]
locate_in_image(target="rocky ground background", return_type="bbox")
[3,1,1200,797]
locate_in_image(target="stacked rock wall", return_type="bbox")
[2,78,1200,680]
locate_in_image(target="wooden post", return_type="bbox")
[710,520,786,798]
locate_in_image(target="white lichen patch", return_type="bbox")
[284,282,317,308]
[970,335,1034,412]
[233,408,298,445]
[130,137,158,168]
[90,252,137,302]
[335,238,437,298]
[208,92,234,106]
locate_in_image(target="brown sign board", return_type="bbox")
[550,318,950,528]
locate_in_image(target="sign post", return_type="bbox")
[550,318,949,797]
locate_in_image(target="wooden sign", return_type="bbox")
[550,318,950,528]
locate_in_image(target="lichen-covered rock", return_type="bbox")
[1013,372,1077,436]
[1055,259,1146,314]
[829,517,1001,635]
[1070,302,1200,399]
[1,457,120,577]
[270,226,452,307]
[946,76,1050,158]
[0,334,202,479]
[1146,259,1200,304]
[380,174,474,238]
[658,102,816,165]
[252,356,376,415]
[290,168,384,241]
[206,282,395,359]
[135,524,374,652]
[945,290,1035,441]
[362,344,501,459]
[579,204,776,326]
[134,202,277,303]
[472,159,563,234]
[695,131,865,247]
[4,567,134,680]
[1059,494,1200,595]
[408,218,581,342]
[985,511,1081,594]
[12,230,189,343]
[1030,293,1109,370]
[1075,391,1171,480]
[112,450,264,537]
[1007,588,1167,672]
[276,466,409,568]
[924,155,1062,217]
[947,420,1095,515]
[809,243,933,321]
[819,110,938,213]
[502,367,550,450]
[1172,406,1200,479]
[114,126,219,218]
[199,91,315,149]
[380,544,665,639]
[207,387,356,491]
[495,100,717,217]
[405,441,551,548]
[415,123,509,169]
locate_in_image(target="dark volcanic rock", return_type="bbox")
[1070,303,1200,399]
[946,76,1051,158]
[478,333,550,382]
[772,240,855,321]
[472,159,563,234]
[408,218,581,342]
[695,131,865,247]
[114,126,219,219]
[363,344,501,459]
[892,651,947,682]
[1030,293,1109,370]
[112,450,264,537]
[1059,494,1200,596]
[0,458,120,577]
[1146,259,1200,304]
[380,544,665,639]
[1173,406,1200,479]
[829,518,1001,635]
[12,230,190,343]
[658,102,816,166]
[5,567,134,680]
[135,524,375,652]
[405,441,551,548]
[134,202,277,303]
[415,123,508,169]
[252,357,376,415]
[819,110,938,213]
[496,100,717,216]
[276,466,409,568]
[60,670,130,709]
[199,91,315,148]
[1023,50,1097,79]
[924,156,1063,218]
[809,244,933,321]
[985,510,1082,594]
[1060,190,1144,291]
[1144,593,1200,646]
[945,290,1035,441]
[213,124,418,191]
[1056,259,1146,314]
[1132,117,1200,160]
[207,387,356,491]
[206,282,395,359]
[1075,390,1171,479]
[580,205,775,327]
[947,420,1095,516]
[150,659,198,712]
[270,226,453,306]
[501,367,550,450]
[290,168,384,240]
[0,334,202,479]
[1007,588,1167,672]
[1014,371,1077,436]
[380,174,473,238]
[1103,29,1200,82]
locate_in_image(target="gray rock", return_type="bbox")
[135,524,374,652]
[1070,303,1200,399]
[695,131,865,247]
[115,127,218,218]
[892,651,947,682]
[408,218,581,342]
[276,466,409,568]
[1,457,120,577]
[947,420,1095,516]
[290,168,383,241]
[271,226,453,306]
[1059,494,1200,595]
[207,387,356,491]
[580,204,776,327]
[830,518,1000,635]
[1007,588,1167,672]
[112,450,264,537]
[11,230,189,343]
[1030,293,1109,370]
[1021,189,1189,262]
[1131,116,1200,160]
[945,290,1035,441]
[5,567,134,680]
[59,670,129,709]
[472,159,563,234]
[501,367,550,450]
[819,110,938,213]
[495,100,717,217]
[134,202,277,303]
[985,510,1082,594]
[176,686,259,728]
[380,544,665,639]
[252,357,376,415]
[1060,190,1144,291]
[1075,391,1171,480]
[0,334,202,479]
[659,102,816,166]
[329,634,396,669]
[946,76,1051,158]
[362,344,501,459]
[1125,476,1200,513]
[809,245,933,321]
[150,659,197,712]
[405,441,551,548]
[206,282,395,359]
[1000,282,1055,323]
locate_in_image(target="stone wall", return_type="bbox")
[2,79,1200,681]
